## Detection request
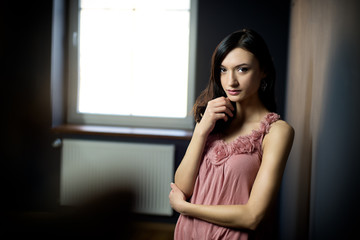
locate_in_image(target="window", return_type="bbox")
[67,0,197,129]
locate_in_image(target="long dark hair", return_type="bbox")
[193,29,277,132]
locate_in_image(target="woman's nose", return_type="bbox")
[227,71,239,87]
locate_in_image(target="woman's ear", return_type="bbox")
[261,70,267,79]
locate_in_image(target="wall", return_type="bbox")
[1,0,58,211]
[280,0,360,239]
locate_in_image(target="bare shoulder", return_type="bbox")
[264,120,295,145]
[262,120,294,165]
[271,120,294,134]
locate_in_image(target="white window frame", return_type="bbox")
[67,0,197,130]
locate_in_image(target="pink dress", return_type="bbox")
[174,113,280,240]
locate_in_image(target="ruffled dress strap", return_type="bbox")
[258,112,281,149]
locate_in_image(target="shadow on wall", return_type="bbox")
[309,5,360,238]
[280,0,360,239]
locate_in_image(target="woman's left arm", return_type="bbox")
[169,120,294,230]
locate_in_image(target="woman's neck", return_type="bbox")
[232,96,269,125]
[221,97,269,141]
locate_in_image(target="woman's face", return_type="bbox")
[220,47,265,104]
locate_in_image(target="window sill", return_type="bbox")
[52,124,193,141]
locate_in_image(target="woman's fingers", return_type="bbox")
[169,183,186,203]
[210,97,234,111]
[196,96,235,135]
[225,97,235,111]
[170,182,178,191]
[215,105,234,118]
[207,97,234,120]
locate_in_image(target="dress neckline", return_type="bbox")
[217,112,279,146]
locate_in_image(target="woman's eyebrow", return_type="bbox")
[236,63,249,67]
[220,63,249,68]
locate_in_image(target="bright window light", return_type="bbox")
[78,0,191,118]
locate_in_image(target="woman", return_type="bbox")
[169,29,294,239]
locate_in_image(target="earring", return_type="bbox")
[261,81,267,92]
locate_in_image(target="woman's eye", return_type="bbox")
[237,67,248,72]
[220,67,227,73]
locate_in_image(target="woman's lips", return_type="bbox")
[227,89,241,95]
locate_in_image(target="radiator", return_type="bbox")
[60,139,174,216]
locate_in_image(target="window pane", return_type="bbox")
[131,11,189,118]
[80,0,190,10]
[78,9,134,115]
[78,0,190,118]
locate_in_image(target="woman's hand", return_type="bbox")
[173,97,234,203]
[196,97,234,136]
[169,182,188,214]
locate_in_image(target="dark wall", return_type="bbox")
[280,0,360,239]
[1,0,59,211]
[310,1,360,238]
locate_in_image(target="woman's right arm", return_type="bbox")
[174,124,208,199]
[174,97,234,198]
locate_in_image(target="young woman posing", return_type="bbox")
[169,29,294,239]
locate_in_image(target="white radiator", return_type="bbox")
[60,139,174,216]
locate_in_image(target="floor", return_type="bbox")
[5,211,176,240]
[131,222,175,240]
